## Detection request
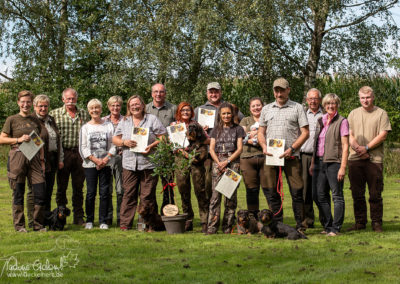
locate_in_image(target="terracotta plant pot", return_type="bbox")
[161,213,188,234]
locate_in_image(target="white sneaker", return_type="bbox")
[85,222,93,230]
[99,223,109,230]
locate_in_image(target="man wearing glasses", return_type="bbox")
[300,88,323,229]
[146,83,177,213]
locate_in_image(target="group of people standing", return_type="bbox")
[0,78,391,236]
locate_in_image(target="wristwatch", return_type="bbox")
[227,159,231,164]
[290,146,296,154]
[365,145,370,152]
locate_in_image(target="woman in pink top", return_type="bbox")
[310,93,349,236]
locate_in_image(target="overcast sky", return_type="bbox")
[1,5,400,80]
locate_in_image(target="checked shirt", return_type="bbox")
[50,106,89,149]
[259,99,308,157]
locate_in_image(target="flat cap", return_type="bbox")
[273,78,289,89]
[207,82,221,90]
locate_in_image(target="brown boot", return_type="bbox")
[33,205,45,231]
[201,223,208,234]
[185,220,193,232]
[346,223,366,232]
[12,205,26,231]
[372,222,383,233]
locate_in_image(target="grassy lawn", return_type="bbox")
[0,164,400,283]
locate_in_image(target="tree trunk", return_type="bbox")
[303,1,328,99]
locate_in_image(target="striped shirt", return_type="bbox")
[49,106,89,149]
[259,100,308,157]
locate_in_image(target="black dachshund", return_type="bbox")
[237,209,262,235]
[45,206,71,231]
[258,209,307,240]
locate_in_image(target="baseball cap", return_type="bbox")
[273,78,289,89]
[207,82,221,90]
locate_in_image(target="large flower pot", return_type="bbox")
[161,213,188,234]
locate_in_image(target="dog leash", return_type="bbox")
[273,166,284,216]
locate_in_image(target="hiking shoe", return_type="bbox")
[17,228,28,233]
[99,223,109,230]
[120,226,129,231]
[346,223,366,232]
[85,222,93,230]
[372,222,383,233]
[34,228,47,232]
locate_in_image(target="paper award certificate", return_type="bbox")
[167,123,189,148]
[198,108,216,129]
[265,138,285,166]
[215,168,242,199]
[19,130,45,161]
[130,127,149,153]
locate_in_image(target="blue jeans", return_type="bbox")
[312,159,345,233]
[84,167,111,224]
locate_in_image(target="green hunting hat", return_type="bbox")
[207,82,221,90]
[273,78,289,89]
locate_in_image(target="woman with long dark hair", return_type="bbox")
[239,97,267,219]
[207,102,245,234]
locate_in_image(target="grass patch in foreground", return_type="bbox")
[0,165,400,283]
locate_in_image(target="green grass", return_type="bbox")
[0,164,400,283]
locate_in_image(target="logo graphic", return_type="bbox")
[0,235,80,279]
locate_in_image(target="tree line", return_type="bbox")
[0,0,399,140]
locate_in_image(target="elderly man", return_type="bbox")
[300,88,323,228]
[347,86,391,232]
[146,83,177,213]
[194,82,244,207]
[258,78,309,231]
[49,88,89,225]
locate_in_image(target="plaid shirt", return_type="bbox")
[259,99,308,157]
[49,105,89,149]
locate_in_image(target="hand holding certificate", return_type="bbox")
[215,168,242,199]
[265,138,285,166]
[167,123,189,148]
[130,127,149,153]
[19,130,44,161]
[198,108,216,129]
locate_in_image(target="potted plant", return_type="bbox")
[149,137,196,233]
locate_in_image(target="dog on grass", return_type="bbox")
[186,123,208,165]
[237,209,262,235]
[258,209,307,240]
[45,206,71,231]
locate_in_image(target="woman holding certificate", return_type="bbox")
[171,102,210,233]
[239,97,267,220]
[113,95,166,232]
[311,93,349,237]
[79,99,116,230]
[0,90,46,232]
[207,102,246,234]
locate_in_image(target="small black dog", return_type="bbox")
[186,123,208,165]
[237,209,262,235]
[45,206,71,231]
[258,209,307,240]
